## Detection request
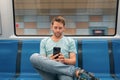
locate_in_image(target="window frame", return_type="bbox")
[12,0,119,37]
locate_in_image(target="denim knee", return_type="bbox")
[30,53,39,65]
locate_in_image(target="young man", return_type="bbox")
[30,16,97,80]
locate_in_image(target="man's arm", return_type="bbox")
[64,52,76,65]
[40,39,47,57]
[62,38,77,65]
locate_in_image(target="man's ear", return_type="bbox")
[63,26,66,31]
[50,25,53,30]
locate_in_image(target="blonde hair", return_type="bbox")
[51,16,65,26]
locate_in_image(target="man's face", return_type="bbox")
[51,21,65,38]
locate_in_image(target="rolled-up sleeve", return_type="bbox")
[40,39,46,56]
[69,39,77,54]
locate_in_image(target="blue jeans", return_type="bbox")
[30,53,78,80]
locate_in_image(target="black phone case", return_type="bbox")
[53,47,61,55]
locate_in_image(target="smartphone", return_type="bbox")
[53,47,61,58]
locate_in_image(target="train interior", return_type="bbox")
[0,0,120,80]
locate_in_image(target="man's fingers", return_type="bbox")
[52,54,59,59]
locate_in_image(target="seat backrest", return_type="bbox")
[20,40,40,73]
[0,40,18,73]
[81,40,110,73]
[112,39,120,74]
[75,40,78,67]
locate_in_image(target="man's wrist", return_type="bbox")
[63,58,67,64]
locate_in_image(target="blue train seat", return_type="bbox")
[81,40,114,80]
[0,39,120,80]
[75,40,78,67]
[16,40,42,80]
[112,39,120,79]
[0,40,18,80]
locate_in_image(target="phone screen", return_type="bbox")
[53,47,61,55]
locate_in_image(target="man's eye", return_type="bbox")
[54,27,57,29]
[59,27,62,30]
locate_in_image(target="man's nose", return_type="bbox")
[56,28,60,32]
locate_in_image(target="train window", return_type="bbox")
[13,0,118,36]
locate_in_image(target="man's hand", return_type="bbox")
[50,53,65,63]
[50,54,60,60]
[50,53,76,65]
[56,53,65,63]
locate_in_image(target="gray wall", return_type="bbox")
[0,0,14,38]
[0,12,2,35]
